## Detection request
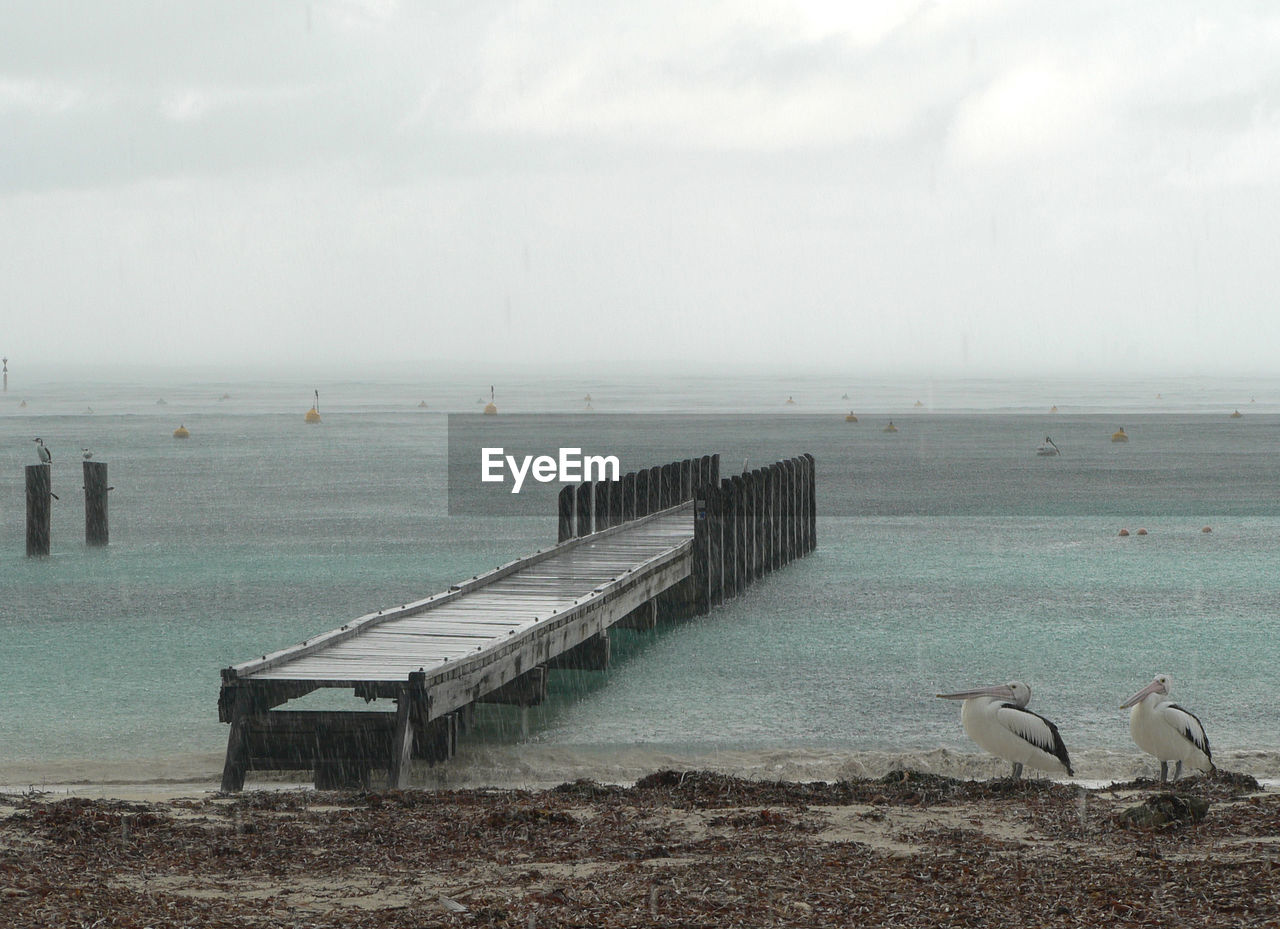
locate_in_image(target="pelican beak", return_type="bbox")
[936,684,1015,701]
[1120,680,1164,709]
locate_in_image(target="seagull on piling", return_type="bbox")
[34,437,52,464]
[82,448,93,460]
[1120,674,1213,783]
[937,680,1074,779]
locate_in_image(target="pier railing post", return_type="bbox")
[721,477,738,598]
[609,476,624,526]
[732,474,748,588]
[558,485,575,542]
[681,458,693,501]
[25,464,52,557]
[709,482,724,606]
[594,480,611,531]
[710,453,720,488]
[84,460,109,546]
[576,482,593,536]
[778,460,788,563]
[622,472,637,522]
[634,470,649,518]
[805,453,817,552]
[648,465,661,513]
[693,488,711,615]
[751,469,764,579]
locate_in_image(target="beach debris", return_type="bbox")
[1118,792,1209,829]
[438,894,468,913]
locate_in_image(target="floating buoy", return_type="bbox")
[786,396,796,405]
[484,384,497,415]
[1202,526,1212,533]
[305,389,321,423]
[1118,528,1130,537]
[883,421,898,433]
[1230,410,1243,418]
[914,400,923,407]
[418,400,428,409]
[845,412,858,423]
[1112,427,1129,442]
[1050,405,1058,413]
[1136,528,1148,536]
[173,424,190,439]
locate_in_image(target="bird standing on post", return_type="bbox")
[1120,674,1213,783]
[937,680,1073,779]
[34,437,52,464]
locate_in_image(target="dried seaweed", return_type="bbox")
[2,770,1278,928]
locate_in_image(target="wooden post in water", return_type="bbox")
[796,456,809,555]
[761,466,774,574]
[805,453,817,552]
[648,465,661,513]
[634,469,649,518]
[721,477,738,598]
[788,458,798,560]
[708,482,724,607]
[557,485,575,542]
[622,472,637,522]
[25,464,52,557]
[576,482,593,537]
[710,453,721,488]
[83,460,109,546]
[692,487,711,615]
[664,462,678,508]
[609,476,624,526]
[751,469,765,578]
[732,474,748,587]
[778,460,788,563]
[681,458,693,502]
[594,480,611,531]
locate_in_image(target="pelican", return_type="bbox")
[34,437,52,464]
[937,681,1073,779]
[1120,674,1213,783]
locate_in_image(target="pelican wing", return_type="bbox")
[998,703,1074,775]
[1163,703,1212,762]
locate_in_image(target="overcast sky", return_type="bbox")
[3,1,1279,377]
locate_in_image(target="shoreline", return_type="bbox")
[4,768,1277,928]
[5,744,1280,802]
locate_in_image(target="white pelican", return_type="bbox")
[1120,674,1213,783]
[937,681,1073,779]
[34,437,52,464]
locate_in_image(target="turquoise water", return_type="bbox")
[2,372,1277,786]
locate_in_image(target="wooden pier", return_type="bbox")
[218,452,816,791]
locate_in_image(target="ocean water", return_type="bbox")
[2,370,1278,789]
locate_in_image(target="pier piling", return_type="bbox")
[25,464,52,557]
[84,460,109,546]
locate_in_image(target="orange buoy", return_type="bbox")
[1118,528,1130,537]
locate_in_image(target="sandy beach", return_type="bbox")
[3,768,1277,928]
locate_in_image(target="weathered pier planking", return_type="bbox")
[219,453,816,791]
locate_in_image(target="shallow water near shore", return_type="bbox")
[3,370,1279,789]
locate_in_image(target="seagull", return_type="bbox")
[1120,674,1213,783]
[34,437,52,464]
[82,448,93,460]
[937,680,1073,779]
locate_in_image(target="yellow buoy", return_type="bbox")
[845,412,858,423]
[1050,405,1058,413]
[914,400,923,408]
[418,400,428,409]
[173,424,190,439]
[883,421,898,433]
[483,384,497,415]
[786,396,796,405]
[305,389,321,424]
[1230,409,1243,418]
[1111,427,1128,442]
